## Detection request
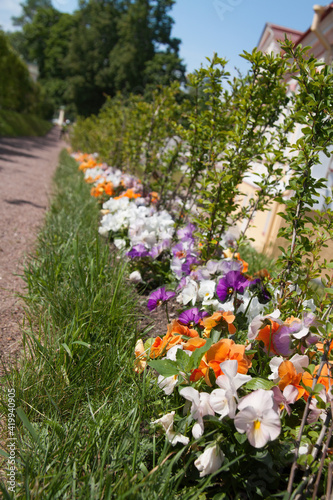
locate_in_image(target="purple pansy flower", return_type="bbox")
[147,287,176,311]
[177,223,196,241]
[178,307,208,326]
[172,240,194,259]
[218,260,242,275]
[127,244,149,259]
[249,278,272,304]
[149,239,171,259]
[216,270,250,302]
[273,313,319,356]
[181,255,200,276]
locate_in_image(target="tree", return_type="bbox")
[12,0,53,27]
[9,0,186,116]
[64,0,120,116]
[108,0,185,93]
[22,6,62,78]
[0,30,52,117]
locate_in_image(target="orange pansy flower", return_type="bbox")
[90,181,114,198]
[278,360,304,399]
[201,311,236,337]
[190,358,212,386]
[205,338,251,377]
[78,157,98,171]
[257,320,281,355]
[85,174,101,184]
[302,363,332,396]
[90,185,104,197]
[167,320,199,339]
[183,337,206,352]
[104,182,114,196]
[114,188,141,200]
[149,321,190,358]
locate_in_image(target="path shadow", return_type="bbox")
[4,199,46,209]
[0,145,38,161]
[0,127,62,159]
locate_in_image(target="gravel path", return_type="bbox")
[0,127,66,375]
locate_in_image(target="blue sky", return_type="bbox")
[0,0,323,75]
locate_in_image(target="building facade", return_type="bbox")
[238,3,333,257]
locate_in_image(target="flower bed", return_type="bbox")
[73,147,333,498]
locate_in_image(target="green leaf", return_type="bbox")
[17,407,39,444]
[144,338,155,350]
[61,342,73,358]
[234,432,247,444]
[0,449,9,459]
[191,338,213,368]
[72,341,90,348]
[313,383,325,394]
[210,328,221,343]
[148,359,179,378]
[244,378,274,390]
[176,347,192,370]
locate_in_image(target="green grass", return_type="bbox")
[0,110,52,137]
[238,242,276,276]
[0,151,209,499]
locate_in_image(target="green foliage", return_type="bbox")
[11,0,53,27]
[272,39,333,316]
[183,50,292,259]
[71,83,186,211]
[0,30,47,115]
[0,110,52,137]
[71,48,296,250]
[10,0,186,117]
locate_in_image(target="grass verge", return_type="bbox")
[0,111,52,137]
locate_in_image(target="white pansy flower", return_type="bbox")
[194,444,225,477]
[268,356,284,382]
[114,238,126,250]
[151,411,189,446]
[98,226,109,237]
[210,360,251,419]
[177,279,198,306]
[129,271,142,283]
[234,389,281,448]
[198,280,216,305]
[180,387,215,439]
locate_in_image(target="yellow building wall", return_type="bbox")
[237,181,286,256]
[237,183,333,274]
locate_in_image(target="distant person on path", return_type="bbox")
[59,120,70,141]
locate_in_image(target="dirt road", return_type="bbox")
[0,127,66,374]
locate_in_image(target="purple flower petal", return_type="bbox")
[178,307,208,326]
[216,270,250,302]
[272,325,295,357]
[177,223,196,240]
[127,244,149,259]
[181,255,199,276]
[147,286,176,311]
